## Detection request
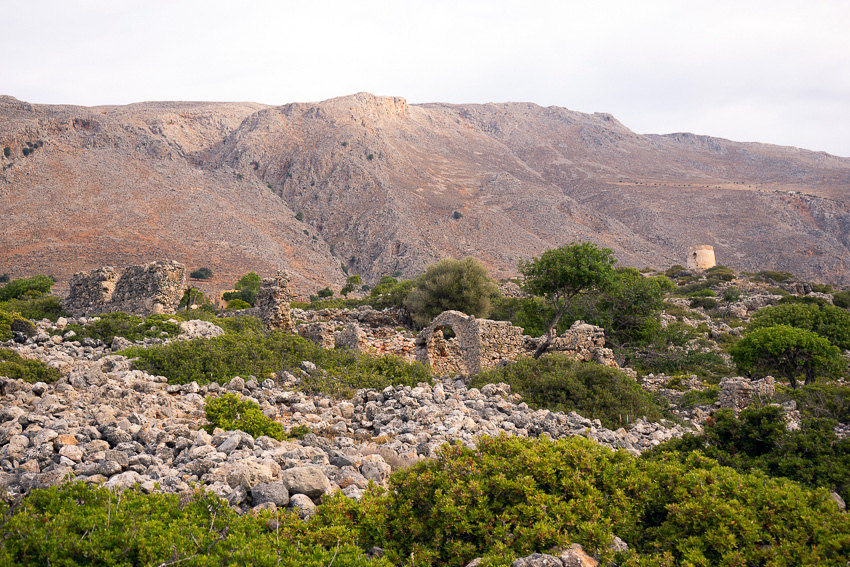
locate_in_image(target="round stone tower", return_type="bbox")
[687,245,716,270]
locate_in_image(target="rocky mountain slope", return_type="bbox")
[2,93,849,294]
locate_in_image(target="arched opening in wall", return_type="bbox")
[426,324,467,376]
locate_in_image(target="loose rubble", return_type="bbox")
[0,317,691,518]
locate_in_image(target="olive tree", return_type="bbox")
[730,325,845,389]
[404,257,498,328]
[519,242,617,358]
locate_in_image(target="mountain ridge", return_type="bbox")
[1,92,849,295]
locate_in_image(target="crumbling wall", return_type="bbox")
[65,261,186,316]
[719,376,776,412]
[297,322,336,349]
[255,270,296,333]
[335,322,369,352]
[541,321,618,368]
[416,311,527,376]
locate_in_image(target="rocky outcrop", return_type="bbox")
[64,261,186,316]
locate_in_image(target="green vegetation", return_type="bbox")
[704,264,736,281]
[222,272,261,306]
[61,312,181,344]
[125,331,430,397]
[676,385,720,409]
[775,382,850,422]
[645,405,850,503]
[0,483,386,567]
[2,147,10,158]
[471,357,666,428]
[0,295,66,321]
[753,270,794,283]
[0,310,25,341]
[7,435,849,566]
[831,289,850,309]
[204,393,286,440]
[404,257,498,328]
[0,274,53,302]
[341,274,362,297]
[731,325,845,388]
[749,301,850,350]
[519,242,617,357]
[0,348,59,383]
[688,296,717,310]
[224,298,251,310]
[189,267,213,279]
[452,210,463,220]
[316,286,334,299]
[0,273,9,283]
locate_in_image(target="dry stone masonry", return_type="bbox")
[64,260,186,316]
[416,312,620,377]
[718,376,776,413]
[255,270,296,333]
[686,245,716,270]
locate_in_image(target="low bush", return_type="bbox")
[204,393,286,440]
[832,290,850,309]
[125,331,431,396]
[224,298,252,310]
[677,385,720,409]
[688,296,717,310]
[0,483,386,567]
[189,267,213,279]
[0,310,24,341]
[63,312,181,344]
[0,295,67,321]
[644,405,850,504]
[775,382,850,422]
[754,270,794,283]
[750,302,850,350]
[0,274,53,301]
[3,436,850,566]
[470,356,667,428]
[705,265,736,281]
[0,348,59,383]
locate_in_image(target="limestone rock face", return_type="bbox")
[280,466,331,499]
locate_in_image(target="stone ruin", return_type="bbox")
[255,270,296,333]
[415,310,620,377]
[64,260,187,317]
[718,376,776,413]
[687,245,716,270]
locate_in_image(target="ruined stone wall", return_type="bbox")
[687,245,716,270]
[541,321,618,368]
[476,319,527,371]
[64,261,186,316]
[255,270,296,333]
[416,311,490,376]
[719,376,776,412]
[296,322,336,349]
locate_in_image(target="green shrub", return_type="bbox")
[677,385,720,409]
[0,295,67,322]
[359,435,850,566]
[125,331,431,395]
[0,275,53,301]
[452,210,463,220]
[0,310,24,341]
[776,382,850,422]
[404,257,498,329]
[489,295,555,337]
[0,274,9,283]
[0,348,59,383]
[664,264,687,278]
[364,276,414,310]
[778,294,829,307]
[688,296,717,310]
[687,288,716,298]
[224,298,251,310]
[812,282,834,293]
[295,211,305,221]
[0,483,387,567]
[189,267,213,279]
[204,393,286,440]
[832,290,850,309]
[470,356,667,428]
[316,287,334,299]
[749,302,850,350]
[754,270,794,283]
[705,265,736,281]
[645,405,850,504]
[661,301,697,320]
[722,286,742,302]
[674,280,715,295]
[64,312,181,344]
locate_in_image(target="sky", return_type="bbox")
[2,0,849,157]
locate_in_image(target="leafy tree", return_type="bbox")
[403,257,498,328]
[189,267,213,280]
[832,290,850,309]
[222,272,261,306]
[749,302,850,350]
[317,287,333,299]
[519,242,617,357]
[730,325,845,388]
[364,276,414,310]
[340,274,362,297]
[586,268,675,348]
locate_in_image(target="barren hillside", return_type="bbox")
[2,92,849,293]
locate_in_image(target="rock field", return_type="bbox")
[0,317,691,518]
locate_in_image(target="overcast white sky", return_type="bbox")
[2,0,848,156]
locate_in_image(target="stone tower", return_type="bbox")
[687,245,716,270]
